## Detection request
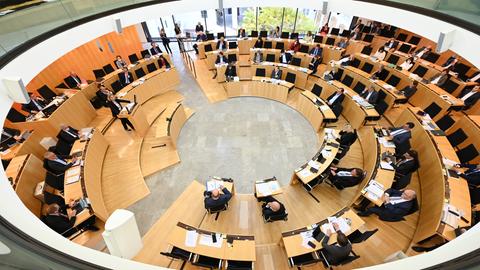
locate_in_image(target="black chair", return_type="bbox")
[424,52,440,63]
[56,82,68,89]
[288,252,321,268]
[299,45,309,53]
[319,249,360,269]
[330,28,340,35]
[263,210,288,223]
[386,75,400,87]
[456,144,478,164]
[45,171,65,191]
[377,70,389,81]
[447,129,468,148]
[134,68,146,78]
[285,72,296,84]
[226,260,253,270]
[312,84,322,97]
[325,37,335,46]
[374,100,389,115]
[397,33,408,41]
[206,203,228,221]
[412,65,428,77]
[146,63,157,73]
[228,54,237,63]
[332,104,343,117]
[353,82,365,94]
[341,75,353,87]
[204,44,213,52]
[37,85,57,101]
[7,108,26,122]
[266,54,275,62]
[281,32,289,39]
[43,191,65,205]
[347,228,378,243]
[392,172,412,190]
[229,41,238,49]
[160,246,192,269]
[54,139,72,156]
[110,80,123,93]
[423,102,442,119]
[255,68,266,77]
[263,41,273,49]
[259,31,267,38]
[377,90,387,101]
[385,54,400,65]
[362,34,373,42]
[408,36,421,45]
[351,58,361,68]
[314,35,323,43]
[128,53,139,63]
[436,114,455,131]
[361,63,374,73]
[303,173,329,191]
[440,79,459,94]
[93,69,106,79]
[290,33,299,39]
[250,30,258,37]
[140,49,150,59]
[191,254,222,270]
[275,42,284,50]
[361,46,372,55]
[217,32,225,39]
[398,44,412,54]
[290,57,301,67]
[340,29,350,37]
[103,64,115,74]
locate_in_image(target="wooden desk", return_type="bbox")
[197,40,218,59]
[64,130,109,222]
[206,49,240,70]
[296,91,336,132]
[446,115,480,163]
[224,77,292,103]
[168,222,256,261]
[291,130,340,185]
[254,177,282,198]
[5,154,45,217]
[249,62,312,89]
[249,48,282,65]
[281,208,364,258]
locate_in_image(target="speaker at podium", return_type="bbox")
[117,95,149,136]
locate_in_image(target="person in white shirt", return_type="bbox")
[304,30,314,43]
[44,151,77,173]
[372,47,387,61]
[328,166,364,190]
[467,72,480,83]
[358,189,417,221]
[326,88,345,106]
[459,85,480,108]
[428,70,449,86]
[399,57,415,71]
[279,49,292,64]
[413,45,432,59]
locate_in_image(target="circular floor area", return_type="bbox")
[129,96,319,234]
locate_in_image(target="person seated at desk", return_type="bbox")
[254,37,263,49]
[467,72,480,83]
[399,57,415,71]
[118,67,134,87]
[327,88,345,107]
[43,203,98,237]
[350,28,361,40]
[459,86,480,109]
[44,151,77,173]
[192,31,208,54]
[324,66,342,81]
[158,55,171,69]
[1,127,22,144]
[360,87,379,104]
[289,37,301,53]
[387,150,419,189]
[357,189,417,221]
[372,47,387,61]
[388,122,414,156]
[216,36,228,51]
[327,166,364,190]
[304,30,314,43]
[336,37,350,49]
[271,26,281,38]
[114,55,128,69]
[253,50,264,64]
[57,124,79,144]
[22,92,46,114]
[442,54,458,70]
[279,49,292,64]
[413,45,432,59]
[225,63,237,82]
[96,84,114,107]
[107,95,135,131]
[259,196,286,219]
[204,185,232,209]
[149,41,163,56]
[319,24,329,36]
[336,55,354,67]
[428,70,449,86]
[454,163,480,186]
[370,65,387,80]
[383,38,398,51]
[64,71,85,89]
[309,44,323,57]
[271,66,282,80]
[398,80,418,99]
[215,51,228,65]
[322,223,352,265]
[309,55,322,74]
[238,28,246,38]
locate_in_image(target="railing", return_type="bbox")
[178,37,197,79]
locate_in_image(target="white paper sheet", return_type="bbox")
[300,230,315,249]
[185,230,198,247]
[66,174,80,185]
[380,161,394,170]
[256,181,280,195]
[66,166,81,178]
[199,233,223,248]
[298,169,313,178]
[206,180,224,191]
[365,180,385,200]
[308,160,320,169]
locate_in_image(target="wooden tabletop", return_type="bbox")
[251,76,295,89]
[301,91,337,120]
[254,178,283,198]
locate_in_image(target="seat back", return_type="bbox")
[312,84,323,97]
[435,114,454,131]
[290,252,320,268]
[54,139,72,156]
[361,46,372,55]
[140,49,150,59]
[204,44,213,52]
[93,69,106,79]
[207,203,228,214]
[146,63,157,73]
[275,42,284,50]
[264,211,288,222]
[326,37,335,46]
[110,80,123,93]
[255,68,266,77]
[392,172,412,190]
[226,260,253,270]
[37,85,57,101]
[134,68,146,78]
[290,57,301,67]
[374,100,389,115]
[332,104,343,117]
[314,35,323,43]
[423,102,442,118]
[447,129,467,148]
[160,246,192,261]
[412,65,428,77]
[265,54,275,62]
[45,171,64,191]
[43,191,65,205]
[103,64,115,74]
[361,62,374,73]
[386,75,400,87]
[7,108,26,122]
[377,90,387,101]
[353,82,365,94]
[457,144,478,164]
[192,255,222,269]
[263,41,273,49]
[128,53,139,63]
[351,58,361,68]
[285,72,296,84]
[440,79,459,94]
[397,33,407,41]
[386,54,400,65]
[341,75,353,87]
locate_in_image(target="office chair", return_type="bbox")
[225,260,253,270]
[43,191,65,205]
[93,69,106,79]
[361,63,374,73]
[341,75,353,87]
[255,68,266,77]
[423,102,442,119]
[303,173,329,192]
[392,172,412,190]
[456,144,478,164]
[45,171,65,192]
[160,246,192,269]
[447,129,467,148]
[275,42,284,50]
[319,249,360,269]
[128,53,139,63]
[435,114,455,131]
[266,54,275,62]
[263,41,273,49]
[312,84,322,97]
[146,63,157,73]
[7,108,26,123]
[440,79,459,94]
[353,82,365,94]
[263,210,288,223]
[290,57,301,67]
[374,100,389,115]
[43,160,64,175]
[206,203,228,221]
[54,139,73,156]
[103,64,115,74]
[361,46,373,55]
[140,49,150,59]
[56,82,68,89]
[347,228,378,243]
[333,145,350,164]
[37,85,57,101]
[385,54,400,65]
[134,68,146,78]
[191,254,222,270]
[377,90,387,101]
[110,80,123,93]
[351,58,361,68]
[288,252,321,268]
[332,104,343,118]
[285,72,296,84]
[204,44,213,52]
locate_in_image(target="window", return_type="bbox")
[204,9,225,34]
[328,13,354,32]
[173,11,204,37]
[237,7,257,33]
[256,7,283,35]
[145,18,163,38]
[295,9,321,35]
[281,8,297,33]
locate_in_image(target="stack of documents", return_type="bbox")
[364,180,385,201]
[256,181,280,196]
[199,233,223,248]
[321,217,351,234]
[206,179,224,191]
[298,169,313,178]
[185,230,198,247]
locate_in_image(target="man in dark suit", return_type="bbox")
[321,223,352,265]
[328,166,364,190]
[388,122,414,156]
[195,22,204,33]
[149,42,163,56]
[279,50,292,64]
[370,65,388,81]
[1,127,21,142]
[43,203,98,237]
[118,67,133,87]
[193,32,208,54]
[204,185,232,209]
[391,150,419,178]
[398,80,418,99]
[271,66,283,80]
[64,72,84,89]
[107,95,135,131]
[428,70,449,86]
[336,38,350,49]
[413,45,432,59]
[216,36,228,50]
[225,63,237,82]
[44,151,77,173]
[309,44,323,57]
[358,189,417,221]
[254,37,263,48]
[215,51,228,65]
[260,196,286,220]
[326,88,345,107]
[459,86,480,109]
[96,84,114,106]
[57,124,79,144]
[22,93,46,114]
[455,163,480,186]
[360,87,379,104]
[253,50,263,64]
[383,38,398,51]
[309,55,322,74]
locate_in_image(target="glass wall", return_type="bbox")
[328,13,354,32]
[281,7,297,33]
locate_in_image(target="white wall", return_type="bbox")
[0,1,479,269]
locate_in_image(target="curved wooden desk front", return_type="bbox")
[250,62,312,89]
[296,91,337,132]
[446,115,480,164]
[395,107,471,243]
[0,131,46,161]
[206,49,240,70]
[224,77,292,103]
[64,130,109,222]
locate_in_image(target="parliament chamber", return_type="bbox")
[0,1,480,270]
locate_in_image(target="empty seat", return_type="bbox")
[423,102,442,119]
[45,171,64,191]
[341,75,353,87]
[456,144,478,164]
[275,42,284,50]
[386,75,400,87]
[93,69,106,79]
[103,64,115,74]
[192,254,222,269]
[255,68,266,77]
[361,63,374,73]
[265,54,275,62]
[392,172,412,190]
[361,46,373,55]
[110,80,123,93]
[37,85,57,101]
[226,260,253,270]
[289,252,321,268]
[353,82,365,94]
[447,129,468,148]
[146,63,157,73]
[44,191,65,205]
[412,66,428,77]
[290,57,301,67]
[312,84,322,97]
[385,54,400,65]
[263,41,273,49]
[435,114,455,131]
[128,53,139,63]
[374,100,389,115]
[134,68,146,78]
[54,139,73,156]
[351,58,361,68]
[320,249,360,269]
[285,72,296,84]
